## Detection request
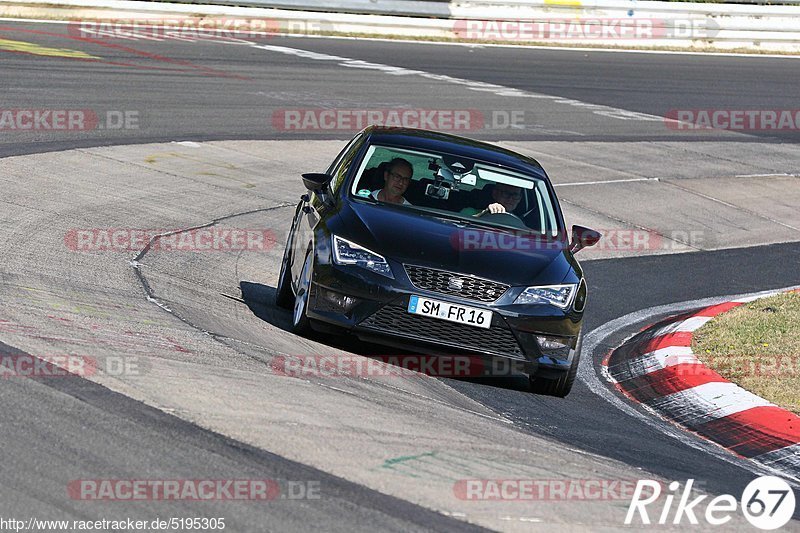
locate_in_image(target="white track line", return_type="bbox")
[734,173,799,178]
[553,177,660,187]
[236,42,668,123]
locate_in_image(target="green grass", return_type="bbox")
[692,292,800,414]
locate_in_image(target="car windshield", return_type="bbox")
[349,144,561,236]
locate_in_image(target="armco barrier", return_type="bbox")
[1,0,799,51]
[150,0,800,14]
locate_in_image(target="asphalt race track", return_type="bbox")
[1,19,800,531]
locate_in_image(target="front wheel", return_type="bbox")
[275,239,294,310]
[529,341,581,398]
[291,251,313,335]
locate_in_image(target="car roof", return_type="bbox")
[362,126,547,179]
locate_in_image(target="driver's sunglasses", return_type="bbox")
[388,171,412,182]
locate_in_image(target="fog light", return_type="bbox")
[536,335,571,358]
[321,289,358,312]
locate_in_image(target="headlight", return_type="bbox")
[514,284,576,309]
[332,235,393,279]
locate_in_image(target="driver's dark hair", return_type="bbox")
[386,158,413,177]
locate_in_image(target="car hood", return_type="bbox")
[339,201,574,287]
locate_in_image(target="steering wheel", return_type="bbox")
[477,211,528,229]
[478,211,523,222]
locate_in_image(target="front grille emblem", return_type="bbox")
[447,277,466,291]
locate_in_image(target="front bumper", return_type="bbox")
[306,259,583,374]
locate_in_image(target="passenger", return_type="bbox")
[371,158,413,206]
[462,183,522,216]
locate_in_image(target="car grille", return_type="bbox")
[360,305,524,357]
[404,265,509,303]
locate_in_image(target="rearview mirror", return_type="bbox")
[436,166,455,182]
[569,225,602,254]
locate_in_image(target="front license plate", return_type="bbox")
[407,295,491,329]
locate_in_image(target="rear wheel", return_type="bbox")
[291,251,313,335]
[529,339,581,398]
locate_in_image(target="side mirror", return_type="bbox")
[302,173,335,209]
[569,225,601,254]
[302,173,333,192]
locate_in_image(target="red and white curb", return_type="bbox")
[603,289,800,477]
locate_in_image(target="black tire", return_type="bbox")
[291,251,313,336]
[275,235,294,310]
[529,339,581,398]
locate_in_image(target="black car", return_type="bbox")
[275,126,600,397]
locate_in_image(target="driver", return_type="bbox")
[371,158,413,206]
[462,183,522,216]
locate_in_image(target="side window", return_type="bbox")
[328,133,364,192]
